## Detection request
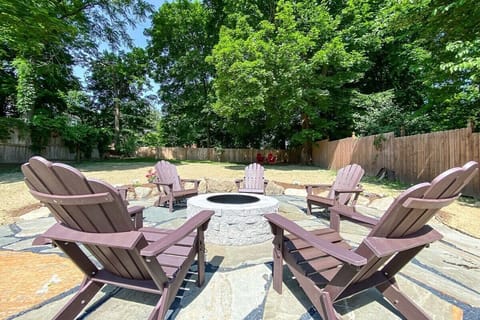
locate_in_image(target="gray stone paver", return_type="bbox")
[0,236,20,247]
[16,207,51,221]
[0,225,14,237]
[2,194,480,319]
[4,238,50,251]
[14,217,56,237]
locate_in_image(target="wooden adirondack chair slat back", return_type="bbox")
[351,161,478,283]
[328,164,364,205]
[155,160,183,193]
[243,163,265,190]
[22,157,153,280]
[369,161,478,239]
[22,157,133,233]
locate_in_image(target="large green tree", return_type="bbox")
[0,0,153,119]
[87,49,155,153]
[148,0,225,147]
[352,0,480,135]
[209,0,368,157]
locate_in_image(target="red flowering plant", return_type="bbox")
[146,168,157,183]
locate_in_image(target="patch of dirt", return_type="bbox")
[273,181,306,190]
[9,203,43,217]
[437,202,480,239]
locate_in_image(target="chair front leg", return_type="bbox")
[168,193,174,212]
[197,228,206,286]
[271,227,284,293]
[307,200,313,215]
[329,210,341,231]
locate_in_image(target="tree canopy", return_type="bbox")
[0,0,155,157]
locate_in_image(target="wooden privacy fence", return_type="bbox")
[4,124,477,196]
[0,128,99,163]
[136,146,292,164]
[312,127,480,197]
[137,127,479,196]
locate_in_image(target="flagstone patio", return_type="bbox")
[1,192,479,319]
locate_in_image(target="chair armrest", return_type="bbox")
[305,184,332,195]
[33,236,52,246]
[332,188,363,203]
[153,181,174,192]
[141,210,214,257]
[364,226,443,257]
[128,205,144,213]
[42,223,143,249]
[116,186,128,200]
[154,181,174,187]
[333,188,363,194]
[181,179,200,188]
[329,205,378,227]
[128,205,144,229]
[305,183,332,188]
[235,178,243,189]
[264,214,367,267]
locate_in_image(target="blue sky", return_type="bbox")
[75,1,163,90]
[128,0,163,48]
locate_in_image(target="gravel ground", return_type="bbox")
[1,160,479,238]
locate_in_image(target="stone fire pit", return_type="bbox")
[186,193,279,245]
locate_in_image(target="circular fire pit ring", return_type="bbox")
[207,194,260,205]
[187,193,279,246]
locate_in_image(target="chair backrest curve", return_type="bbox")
[22,156,133,233]
[22,156,152,280]
[243,163,265,191]
[328,164,364,205]
[367,161,478,239]
[155,160,183,192]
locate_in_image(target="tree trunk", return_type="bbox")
[301,112,312,165]
[114,98,120,149]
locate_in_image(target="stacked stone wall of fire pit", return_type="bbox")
[187,193,279,245]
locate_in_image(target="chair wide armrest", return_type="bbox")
[333,188,363,194]
[329,205,378,227]
[305,183,332,189]
[42,223,144,249]
[33,235,52,246]
[264,214,367,267]
[305,184,332,195]
[181,178,200,188]
[128,205,144,229]
[154,181,174,187]
[141,210,214,257]
[128,205,144,216]
[364,226,443,257]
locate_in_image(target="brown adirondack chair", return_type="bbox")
[265,161,478,320]
[305,164,364,215]
[153,160,200,212]
[235,163,268,194]
[22,156,214,320]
